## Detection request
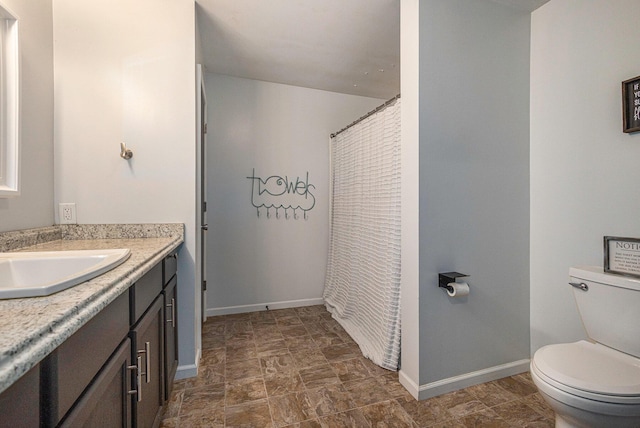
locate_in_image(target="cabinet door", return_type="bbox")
[60,339,132,428]
[163,275,178,400]
[131,296,164,428]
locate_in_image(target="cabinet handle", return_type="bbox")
[167,297,176,328]
[127,357,143,402]
[137,342,151,384]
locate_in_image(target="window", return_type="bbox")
[0,4,18,197]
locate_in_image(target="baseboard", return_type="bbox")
[207,297,324,317]
[174,348,201,380]
[398,370,420,399]
[417,359,531,400]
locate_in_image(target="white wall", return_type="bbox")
[53,0,199,376]
[530,0,640,352]
[0,0,54,232]
[417,0,530,395]
[399,0,421,397]
[205,74,384,314]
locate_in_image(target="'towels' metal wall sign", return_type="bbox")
[247,169,316,219]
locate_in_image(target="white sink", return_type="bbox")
[0,249,131,299]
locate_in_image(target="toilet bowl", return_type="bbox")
[531,267,640,427]
[531,341,640,427]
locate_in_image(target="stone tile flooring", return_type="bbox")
[161,305,554,427]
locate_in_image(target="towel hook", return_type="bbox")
[120,142,133,160]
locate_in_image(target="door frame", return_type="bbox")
[195,64,208,330]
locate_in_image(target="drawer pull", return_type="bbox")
[127,357,142,402]
[144,341,151,383]
[137,342,151,384]
[167,298,176,328]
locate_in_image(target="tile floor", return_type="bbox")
[161,305,555,427]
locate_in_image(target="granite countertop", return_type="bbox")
[0,224,184,394]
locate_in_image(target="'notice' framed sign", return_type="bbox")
[604,236,640,278]
[622,75,640,133]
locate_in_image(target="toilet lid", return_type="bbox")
[534,341,640,397]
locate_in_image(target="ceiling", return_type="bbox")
[196,0,550,100]
[491,0,550,11]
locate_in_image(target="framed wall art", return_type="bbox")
[622,75,640,133]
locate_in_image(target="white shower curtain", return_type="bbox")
[324,97,401,371]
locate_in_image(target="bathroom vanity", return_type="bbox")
[0,224,183,428]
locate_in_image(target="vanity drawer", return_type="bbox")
[129,262,163,325]
[0,363,39,427]
[41,291,129,426]
[163,252,177,286]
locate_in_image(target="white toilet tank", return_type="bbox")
[570,266,640,358]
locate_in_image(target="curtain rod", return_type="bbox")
[330,94,401,139]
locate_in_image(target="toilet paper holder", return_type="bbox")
[438,272,469,293]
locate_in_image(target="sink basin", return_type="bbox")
[0,249,131,299]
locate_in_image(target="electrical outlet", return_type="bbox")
[59,203,77,224]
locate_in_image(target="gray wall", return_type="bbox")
[0,0,54,232]
[418,0,530,385]
[205,73,384,314]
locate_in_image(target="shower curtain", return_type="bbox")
[324,97,401,371]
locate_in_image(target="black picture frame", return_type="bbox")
[604,236,640,278]
[622,75,640,133]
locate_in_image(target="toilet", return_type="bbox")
[531,266,640,428]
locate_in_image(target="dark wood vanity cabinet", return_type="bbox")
[130,297,165,428]
[129,262,165,428]
[0,253,181,428]
[163,252,178,401]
